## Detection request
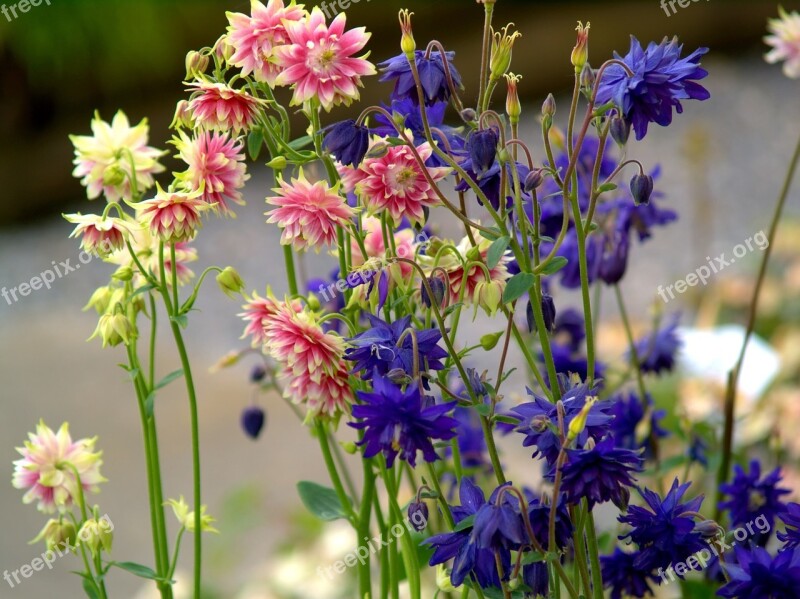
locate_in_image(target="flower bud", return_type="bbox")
[460,108,477,123]
[527,294,556,334]
[696,519,724,539]
[340,441,358,455]
[241,406,266,439]
[216,266,245,299]
[83,286,113,314]
[185,50,209,80]
[542,93,557,118]
[610,115,631,147]
[421,276,446,309]
[630,173,654,206]
[102,164,127,187]
[436,565,457,593]
[91,312,134,347]
[250,364,267,383]
[78,516,114,558]
[213,34,234,63]
[567,396,597,441]
[112,266,134,282]
[468,128,500,177]
[171,100,195,130]
[480,331,504,351]
[478,280,503,317]
[505,73,522,124]
[571,21,590,72]
[580,63,595,90]
[399,9,416,56]
[32,519,77,553]
[490,25,521,80]
[523,168,545,193]
[407,500,429,532]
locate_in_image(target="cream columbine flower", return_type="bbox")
[12,421,106,514]
[70,110,166,203]
[165,496,219,533]
[765,7,800,79]
[64,213,139,257]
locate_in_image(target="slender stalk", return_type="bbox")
[614,285,648,401]
[283,244,299,296]
[715,132,800,514]
[585,509,605,599]
[315,420,356,522]
[477,2,495,111]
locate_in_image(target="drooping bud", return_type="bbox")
[460,108,478,123]
[523,168,545,193]
[504,73,522,125]
[322,119,371,168]
[249,364,266,383]
[476,280,503,317]
[610,115,631,147]
[421,276,446,309]
[695,519,724,540]
[630,173,654,206]
[468,127,500,177]
[213,34,234,63]
[216,266,245,299]
[523,561,549,599]
[78,516,114,559]
[171,100,195,130]
[241,406,266,439]
[490,25,522,80]
[571,21,590,72]
[83,286,113,314]
[398,9,416,56]
[265,156,288,170]
[527,294,556,334]
[599,232,630,285]
[91,312,134,347]
[185,50,209,81]
[407,500,429,532]
[32,519,77,553]
[102,163,127,187]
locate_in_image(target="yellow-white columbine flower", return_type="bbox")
[70,110,166,203]
[64,213,139,257]
[12,421,106,514]
[165,496,219,533]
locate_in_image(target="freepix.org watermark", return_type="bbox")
[316,509,427,580]
[1,240,113,307]
[660,0,710,18]
[657,514,770,585]
[3,514,114,589]
[1,0,52,22]
[657,230,769,304]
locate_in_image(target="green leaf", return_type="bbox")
[502,273,535,304]
[297,481,349,521]
[443,302,464,318]
[110,561,165,581]
[486,235,510,269]
[82,578,101,599]
[247,128,264,161]
[540,256,569,276]
[453,514,475,532]
[288,135,313,151]
[474,403,492,417]
[596,182,618,194]
[477,227,502,242]
[170,314,188,328]
[131,283,156,298]
[520,551,545,565]
[493,415,520,426]
[155,369,184,390]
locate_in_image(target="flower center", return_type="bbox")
[306,41,337,75]
[387,165,417,195]
[748,490,767,511]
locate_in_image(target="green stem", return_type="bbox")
[314,420,356,523]
[426,462,455,529]
[585,509,605,599]
[357,459,375,598]
[283,244,299,296]
[381,459,421,599]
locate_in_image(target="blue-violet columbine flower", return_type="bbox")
[344,314,448,381]
[718,546,800,598]
[595,36,710,140]
[630,314,682,375]
[559,436,644,510]
[322,119,371,168]
[601,548,654,599]
[349,372,458,468]
[778,503,800,551]
[719,460,790,532]
[378,50,463,106]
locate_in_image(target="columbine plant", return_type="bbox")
[11,1,800,598]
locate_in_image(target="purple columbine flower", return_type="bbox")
[425,478,524,589]
[718,546,800,598]
[595,36,710,140]
[322,119,371,167]
[559,437,644,510]
[378,50,463,107]
[598,229,631,285]
[455,156,530,213]
[349,372,458,468]
[619,478,707,574]
[630,314,682,375]
[344,314,448,381]
[719,460,790,533]
[778,503,800,551]
[609,392,669,458]
[467,128,500,178]
[510,381,612,467]
[522,562,549,597]
[601,548,654,599]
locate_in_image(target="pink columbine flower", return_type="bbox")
[138,185,209,245]
[70,110,165,203]
[266,170,355,252]
[279,362,354,419]
[765,7,800,79]
[350,216,419,279]
[64,213,138,257]
[12,421,106,514]
[443,233,510,305]
[187,82,263,135]
[273,7,376,109]
[173,130,250,217]
[226,0,307,85]
[239,289,302,347]
[263,302,345,382]
[350,142,450,225]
